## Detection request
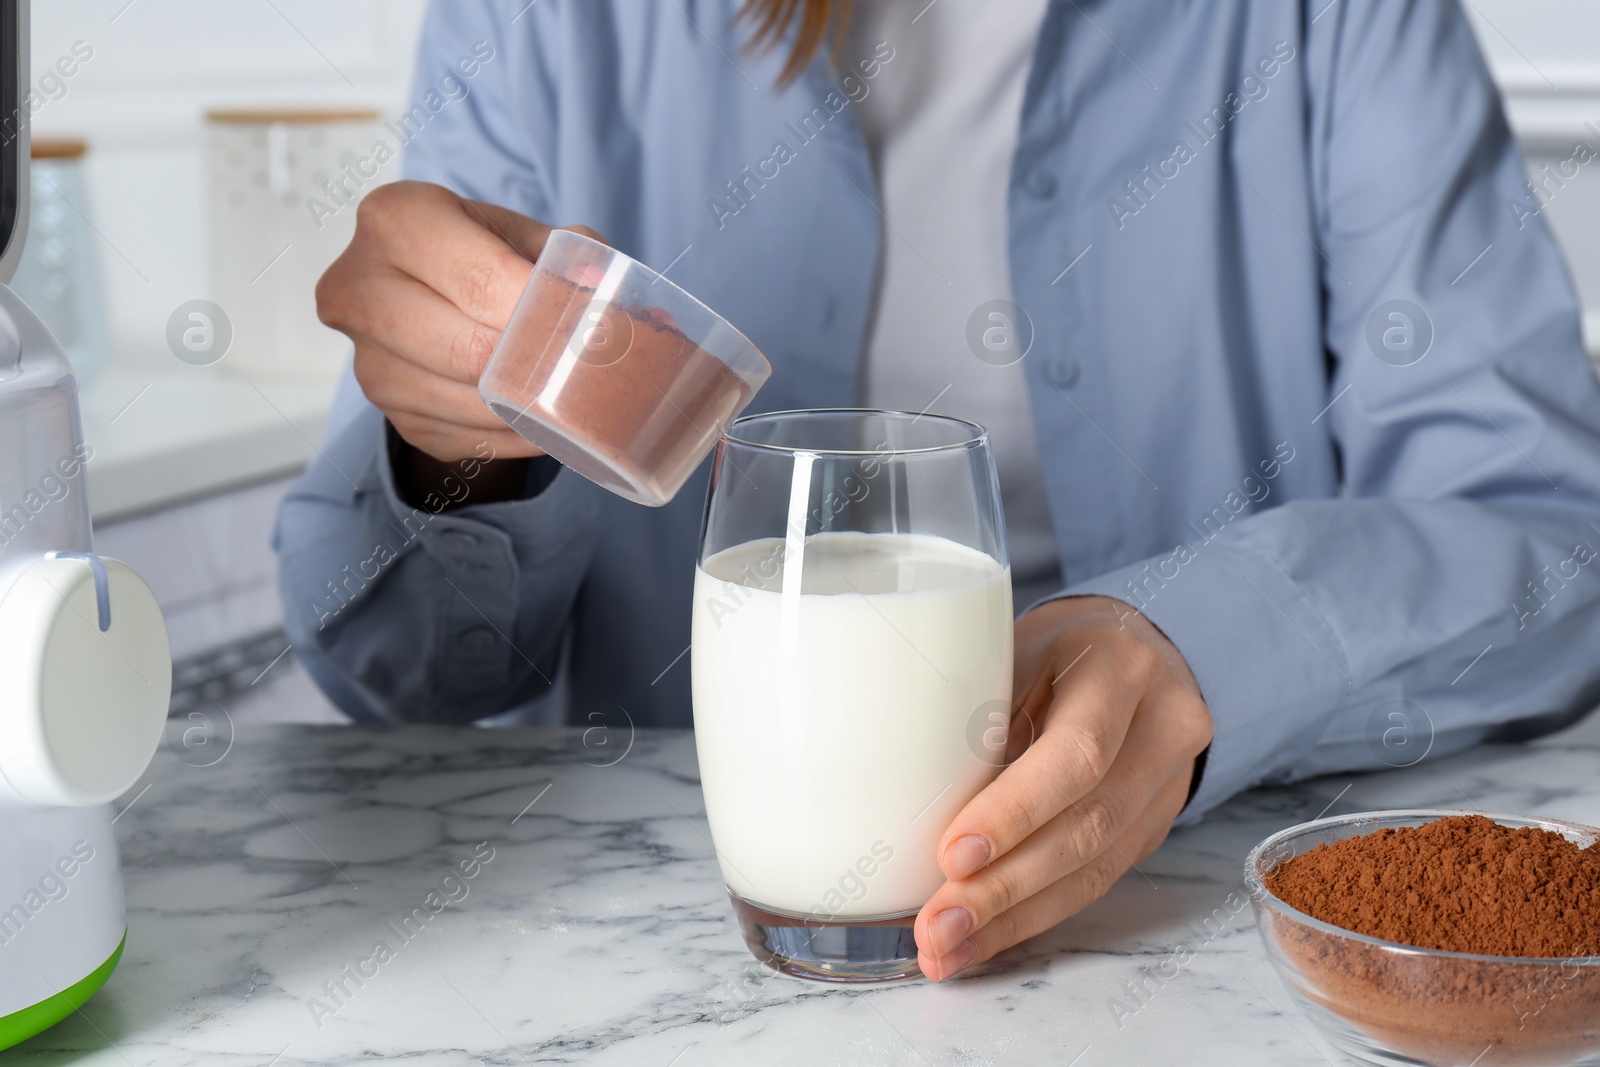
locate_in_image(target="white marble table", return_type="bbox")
[12,714,1600,1067]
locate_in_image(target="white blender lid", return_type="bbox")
[0,554,171,807]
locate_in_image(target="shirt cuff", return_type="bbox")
[383,420,564,508]
[1183,744,1210,812]
[371,422,600,705]
[1054,542,1353,823]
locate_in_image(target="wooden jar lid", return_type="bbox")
[205,108,381,125]
[31,136,87,160]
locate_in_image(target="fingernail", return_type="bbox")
[943,835,992,880]
[937,938,978,980]
[929,907,973,957]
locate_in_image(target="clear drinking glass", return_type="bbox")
[691,409,1014,983]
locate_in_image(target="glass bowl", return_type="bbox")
[1245,809,1600,1067]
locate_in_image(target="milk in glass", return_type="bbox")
[692,531,1012,919]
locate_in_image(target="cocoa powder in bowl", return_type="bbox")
[482,274,757,505]
[1260,814,1600,1066]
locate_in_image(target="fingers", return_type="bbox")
[460,198,563,261]
[919,846,1123,981]
[919,771,1191,982]
[386,409,545,465]
[1005,670,1053,764]
[315,181,603,466]
[912,595,1213,982]
[558,222,609,247]
[338,268,544,463]
[354,340,507,429]
[349,182,545,328]
[339,266,509,384]
[339,277,547,462]
[936,641,1139,881]
[915,688,1194,959]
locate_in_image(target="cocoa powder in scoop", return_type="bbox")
[482,275,753,504]
[1260,815,1600,1066]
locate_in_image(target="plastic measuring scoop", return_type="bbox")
[478,229,772,507]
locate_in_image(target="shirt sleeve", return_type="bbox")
[273,0,600,723]
[1065,0,1600,822]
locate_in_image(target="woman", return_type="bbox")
[279,0,1600,981]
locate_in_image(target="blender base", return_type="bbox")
[0,933,124,1051]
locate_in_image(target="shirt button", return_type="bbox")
[441,529,480,552]
[1046,358,1080,387]
[1026,170,1058,198]
[460,626,496,651]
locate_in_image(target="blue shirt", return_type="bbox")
[275,0,1600,822]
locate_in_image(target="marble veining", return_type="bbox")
[9,712,1599,1066]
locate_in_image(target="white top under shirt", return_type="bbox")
[843,0,1061,608]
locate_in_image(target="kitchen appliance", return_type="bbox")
[0,0,171,1050]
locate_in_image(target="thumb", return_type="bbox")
[459,197,558,262]
[558,223,609,248]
